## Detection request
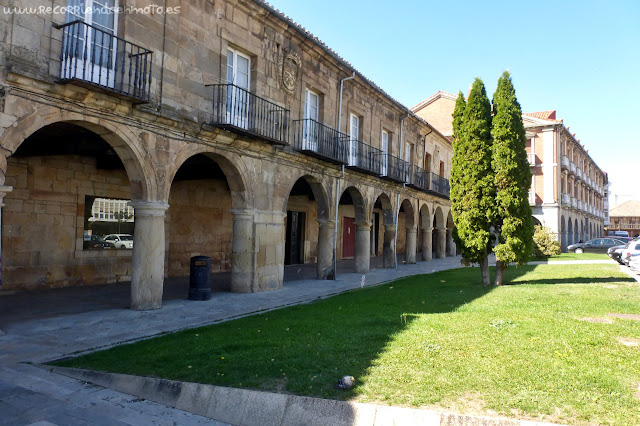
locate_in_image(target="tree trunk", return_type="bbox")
[480,254,491,285]
[494,260,507,286]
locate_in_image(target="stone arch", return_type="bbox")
[340,186,367,224]
[166,145,252,210]
[419,203,433,261]
[432,206,446,258]
[574,218,579,244]
[560,216,567,252]
[433,206,445,229]
[419,204,432,230]
[400,198,416,228]
[338,185,369,273]
[371,190,394,225]
[445,210,455,256]
[281,173,331,221]
[580,219,584,242]
[568,218,573,246]
[0,109,152,200]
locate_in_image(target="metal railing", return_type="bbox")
[561,155,570,169]
[409,166,430,191]
[381,154,410,183]
[210,84,289,145]
[430,173,450,198]
[292,119,348,164]
[54,20,153,102]
[346,139,382,176]
[527,153,536,166]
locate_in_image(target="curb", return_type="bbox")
[46,366,564,426]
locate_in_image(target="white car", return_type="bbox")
[622,240,640,266]
[629,253,640,274]
[104,234,134,249]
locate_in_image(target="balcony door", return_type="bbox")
[381,130,389,176]
[303,89,319,151]
[65,0,118,87]
[226,48,251,129]
[349,114,359,166]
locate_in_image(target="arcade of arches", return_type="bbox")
[0,110,456,311]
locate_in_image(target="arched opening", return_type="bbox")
[574,219,579,245]
[282,175,331,280]
[532,216,542,228]
[337,186,368,273]
[166,153,250,293]
[371,193,393,268]
[560,216,567,252]
[419,204,432,261]
[446,211,455,256]
[1,122,145,296]
[568,219,573,247]
[432,206,445,258]
[580,219,584,242]
[398,199,416,264]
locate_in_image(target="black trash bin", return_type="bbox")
[188,256,212,301]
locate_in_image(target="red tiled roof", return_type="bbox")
[523,110,561,122]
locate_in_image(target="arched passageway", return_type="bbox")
[398,199,417,264]
[432,206,446,258]
[372,193,394,268]
[337,186,368,273]
[419,204,432,261]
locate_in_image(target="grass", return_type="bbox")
[53,264,640,425]
[535,252,611,261]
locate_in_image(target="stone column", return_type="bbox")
[436,228,447,259]
[446,229,455,256]
[421,226,433,261]
[383,224,396,268]
[405,227,417,264]
[317,219,335,280]
[231,209,255,293]
[130,201,169,311]
[355,223,370,273]
[0,186,13,336]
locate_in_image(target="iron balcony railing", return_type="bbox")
[430,173,450,198]
[210,84,289,145]
[409,165,430,191]
[346,139,382,176]
[54,20,152,102]
[561,155,570,169]
[292,119,348,164]
[381,154,410,183]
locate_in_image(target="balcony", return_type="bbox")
[210,84,289,145]
[527,153,536,166]
[430,173,450,198]
[561,155,570,170]
[576,167,582,181]
[409,166,429,191]
[292,119,348,164]
[561,193,570,205]
[569,161,576,174]
[570,196,577,209]
[346,139,383,176]
[381,155,410,183]
[54,20,153,102]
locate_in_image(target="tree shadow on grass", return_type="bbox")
[502,264,636,286]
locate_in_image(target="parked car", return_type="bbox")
[621,240,640,266]
[608,243,627,264]
[611,236,633,244]
[104,234,134,249]
[567,238,627,254]
[83,235,115,250]
[629,253,640,274]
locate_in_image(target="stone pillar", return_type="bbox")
[446,229,455,256]
[355,223,370,273]
[231,209,255,293]
[421,226,433,261]
[317,219,335,280]
[0,186,13,336]
[383,224,396,268]
[405,227,417,264]
[436,228,447,259]
[130,201,169,311]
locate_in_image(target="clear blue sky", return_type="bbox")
[267,0,640,204]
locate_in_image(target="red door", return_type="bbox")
[342,217,356,258]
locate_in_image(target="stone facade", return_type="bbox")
[0,0,454,309]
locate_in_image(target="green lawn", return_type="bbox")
[536,252,611,261]
[53,264,640,425]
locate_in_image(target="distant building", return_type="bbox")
[412,94,608,251]
[606,200,640,238]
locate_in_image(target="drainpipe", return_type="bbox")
[394,114,409,268]
[332,72,355,280]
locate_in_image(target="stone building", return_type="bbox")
[0,0,454,310]
[412,93,607,252]
[607,200,640,238]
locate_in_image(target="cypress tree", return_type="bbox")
[450,79,495,285]
[491,71,534,285]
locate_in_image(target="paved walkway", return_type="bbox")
[0,256,467,425]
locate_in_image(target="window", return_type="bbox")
[226,48,251,128]
[65,0,118,86]
[439,161,445,177]
[424,153,431,172]
[381,130,389,176]
[349,113,359,166]
[303,89,320,150]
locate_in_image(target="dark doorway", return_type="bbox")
[285,211,306,265]
[343,217,356,258]
[372,212,380,255]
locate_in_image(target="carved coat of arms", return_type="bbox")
[280,51,300,94]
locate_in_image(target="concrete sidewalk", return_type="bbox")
[0,256,607,425]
